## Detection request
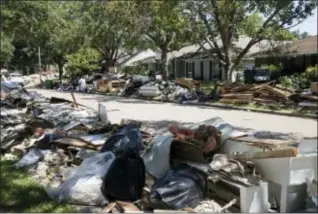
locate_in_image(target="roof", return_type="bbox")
[121,37,291,64]
[117,49,157,67]
[284,35,317,54]
[167,37,282,60]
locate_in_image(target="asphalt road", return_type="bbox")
[31,89,317,138]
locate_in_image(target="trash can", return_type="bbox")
[244,69,254,84]
[45,79,53,89]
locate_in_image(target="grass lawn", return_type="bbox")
[0,159,75,213]
[219,102,318,116]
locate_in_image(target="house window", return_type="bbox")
[212,62,219,79]
[209,61,213,80]
[186,62,195,78]
[200,61,204,80]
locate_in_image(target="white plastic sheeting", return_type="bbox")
[47,152,115,206]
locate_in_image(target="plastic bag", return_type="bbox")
[47,152,115,206]
[15,148,51,168]
[101,151,145,202]
[100,125,144,155]
[149,164,206,210]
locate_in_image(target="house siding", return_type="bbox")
[146,57,254,81]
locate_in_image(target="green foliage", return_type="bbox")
[0,34,15,69]
[260,63,283,72]
[138,1,192,51]
[0,159,75,213]
[45,1,84,80]
[291,30,310,40]
[184,0,318,81]
[278,65,318,90]
[260,63,283,79]
[66,48,102,76]
[304,65,318,82]
[136,1,193,77]
[79,1,142,68]
[0,1,51,72]
[1,1,50,45]
[279,76,294,88]
[121,63,148,76]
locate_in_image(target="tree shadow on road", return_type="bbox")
[233,126,302,141]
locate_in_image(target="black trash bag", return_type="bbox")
[149,164,206,210]
[101,151,146,202]
[100,124,144,155]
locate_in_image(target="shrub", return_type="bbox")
[303,65,318,82]
[260,63,283,79]
[279,76,293,88]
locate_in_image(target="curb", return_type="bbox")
[35,88,318,120]
[184,102,318,120]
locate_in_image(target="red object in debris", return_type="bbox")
[34,128,45,137]
[168,125,194,140]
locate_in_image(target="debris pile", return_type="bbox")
[218,81,318,108]
[1,85,317,213]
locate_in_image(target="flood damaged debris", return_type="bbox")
[1,85,317,213]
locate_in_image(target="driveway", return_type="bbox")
[31,89,317,139]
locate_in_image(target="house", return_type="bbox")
[138,37,279,81]
[254,35,318,75]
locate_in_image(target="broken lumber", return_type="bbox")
[219,198,238,212]
[70,92,78,108]
[220,93,253,99]
[299,94,318,102]
[219,98,250,104]
[53,137,102,150]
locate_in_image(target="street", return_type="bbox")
[32,89,317,138]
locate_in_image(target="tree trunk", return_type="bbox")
[58,63,64,82]
[104,59,116,74]
[161,49,168,80]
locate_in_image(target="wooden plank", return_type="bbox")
[104,202,117,213]
[219,98,250,104]
[70,92,78,108]
[299,94,318,102]
[53,137,101,150]
[220,93,253,99]
[262,85,290,98]
[115,201,141,212]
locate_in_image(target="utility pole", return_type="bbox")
[38,46,42,83]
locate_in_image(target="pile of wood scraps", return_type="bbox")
[218,82,318,109]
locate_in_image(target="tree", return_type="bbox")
[78,1,143,73]
[136,1,193,78]
[0,35,14,69]
[185,0,317,81]
[0,1,51,72]
[45,1,84,80]
[292,30,310,39]
[66,48,102,77]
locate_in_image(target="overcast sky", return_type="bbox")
[290,9,317,35]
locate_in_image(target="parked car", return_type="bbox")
[7,73,24,86]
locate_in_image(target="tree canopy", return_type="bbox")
[77,1,143,73]
[184,0,317,80]
[1,0,317,81]
[136,0,193,78]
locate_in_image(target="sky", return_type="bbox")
[290,9,317,35]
